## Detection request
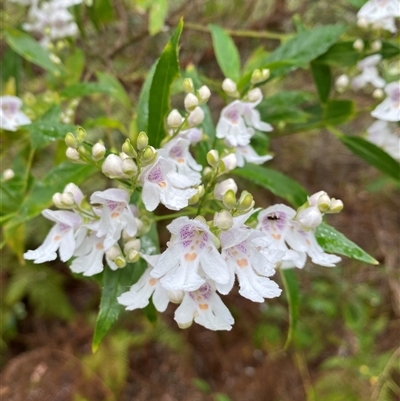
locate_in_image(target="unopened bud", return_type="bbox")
[221,153,237,171]
[222,189,237,209]
[357,17,369,29]
[247,88,262,103]
[92,142,106,161]
[207,149,219,167]
[202,166,213,180]
[353,38,364,52]
[124,239,141,253]
[238,190,254,211]
[115,256,127,268]
[50,53,61,64]
[135,218,144,235]
[214,210,233,230]
[188,192,200,205]
[52,192,63,208]
[329,198,344,213]
[188,106,204,126]
[76,126,86,143]
[126,249,140,263]
[167,290,184,304]
[141,146,157,164]
[197,185,205,198]
[184,93,199,111]
[371,39,382,52]
[65,132,78,149]
[102,154,126,178]
[297,206,322,229]
[121,158,138,176]
[122,139,137,158]
[137,131,149,151]
[66,147,80,161]
[251,68,270,84]
[373,88,384,99]
[183,78,194,93]
[222,78,237,94]
[197,85,211,103]
[61,192,74,207]
[167,109,184,128]
[214,178,238,200]
[317,193,331,212]
[3,168,15,181]
[106,245,122,261]
[335,74,350,93]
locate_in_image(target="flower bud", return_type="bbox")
[188,192,200,205]
[221,153,237,171]
[65,132,78,149]
[373,88,384,99]
[135,217,144,235]
[121,158,138,176]
[353,38,364,52]
[214,210,233,230]
[251,68,270,84]
[222,78,237,94]
[106,245,122,261]
[92,142,106,161]
[335,74,350,93]
[183,78,194,93]
[136,131,149,151]
[167,109,184,128]
[125,249,140,263]
[141,146,157,164]
[197,85,211,103]
[63,183,83,205]
[122,139,137,158]
[50,53,61,65]
[52,192,63,208]
[329,198,344,213]
[317,193,331,212]
[188,106,204,126]
[202,166,213,180]
[61,192,74,207]
[247,88,262,103]
[197,185,205,198]
[115,256,127,268]
[184,93,199,111]
[167,290,184,304]
[76,126,87,143]
[237,190,254,212]
[214,178,238,200]
[357,17,368,29]
[66,147,80,162]
[124,239,141,253]
[296,206,322,229]
[102,154,126,178]
[222,189,237,209]
[207,149,219,167]
[3,168,15,181]
[371,39,382,52]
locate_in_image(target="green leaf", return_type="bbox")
[92,222,160,351]
[380,40,400,60]
[280,269,299,350]
[84,116,128,135]
[96,71,132,109]
[88,0,115,30]
[1,47,21,94]
[61,82,114,98]
[323,99,355,125]
[149,0,168,36]
[64,48,85,85]
[209,24,241,81]
[232,164,308,207]
[311,61,331,103]
[136,62,157,133]
[5,28,59,74]
[147,19,183,148]
[316,223,378,265]
[346,0,367,8]
[314,41,359,67]
[337,134,400,182]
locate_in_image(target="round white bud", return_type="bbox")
[221,153,237,171]
[373,88,384,99]
[167,290,184,304]
[371,39,382,52]
[101,154,127,178]
[106,245,122,261]
[353,38,364,52]
[52,192,63,208]
[184,93,199,111]
[357,17,369,29]
[3,168,15,181]
[92,142,106,161]
[335,74,350,93]
[61,192,74,207]
[329,199,344,213]
[214,210,234,230]
[247,88,262,103]
[188,106,204,126]
[197,85,211,103]
[222,78,237,94]
[296,206,322,229]
[167,109,184,128]
[214,178,238,200]
[121,158,138,176]
[66,147,80,162]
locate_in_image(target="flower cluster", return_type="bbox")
[357,0,400,33]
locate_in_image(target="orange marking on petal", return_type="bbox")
[111,212,120,218]
[148,278,157,286]
[96,243,104,250]
[199,303,209,310]
[306,239,311,245]
[184,253,197,261]
[158,181,167,188]
[54,235,61,241]
[237,258,248,268]
[178,158,185,163]
[272,233,281,240]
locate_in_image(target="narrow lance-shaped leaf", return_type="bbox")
[209,24,241,82]
[92,222,160,351]
[147,18,183,148]
[311,61,331,103]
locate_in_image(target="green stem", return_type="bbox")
[23,147,35,194]
[153,208,198,221]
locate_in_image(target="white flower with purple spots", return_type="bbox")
[162,137,202,185]
[118,254,171,312]
[90,188,137,249]
[219,212,282,302]
[0,96,31,132]
[371,82,400,122]
[24,209,82,263]
[351,55,385,90]
[139,151,197,212]
[174,282,234,331]
[151,217,230,292]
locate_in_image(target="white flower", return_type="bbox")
[257,205,341,268]
[162,137,202,185]
[351,55,385,90]
[24,210,82,263]
[90,188,137,249]
[366,120,400,160]
[118,254,170,312]
[177,127,202,144]
[214,178,238,200]
[242,90,273,133]
[174,282,234,331]
[371,82,400,122]
[234,145,273,167]
[357,0,400,32]
[0,96,31,131]
[139,151,197,211]
[296,206,323,229]
[102,154,130,179]
[70,231,119,276]
[151,217,230,292]
[63,182,84,206]
[219,211,282,302]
